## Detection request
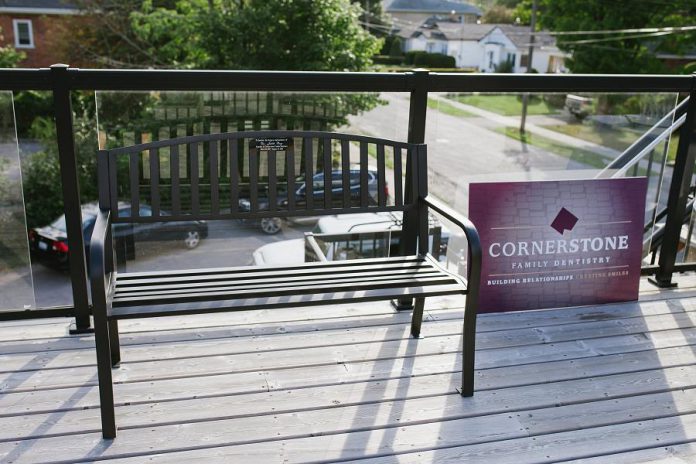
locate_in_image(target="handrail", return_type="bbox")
[89,209,113,316]
[0,67,692,92]
[422,196,481,286]
[596,96,689,178]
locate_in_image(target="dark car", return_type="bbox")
[29,203,208,268]
[238,169,386,234]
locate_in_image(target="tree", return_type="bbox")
[482,5,516,24]
[60,0,382,71]
[515,0,696,74]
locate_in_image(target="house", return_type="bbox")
[399,17,567,73]
[0,0,78,67]
[385,0,482,28]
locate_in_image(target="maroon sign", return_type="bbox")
[469,178,647,313]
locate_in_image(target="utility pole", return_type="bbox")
[366,0,370,30]
[519,0,538,134]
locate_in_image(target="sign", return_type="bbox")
[469,177,647,313]
[252,137,290,151]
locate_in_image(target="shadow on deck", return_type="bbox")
[1,276,696,463]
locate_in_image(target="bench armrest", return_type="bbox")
[89,209,114,315]
[422,196,482,289]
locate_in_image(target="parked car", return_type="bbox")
[252,212,447,266]
[239,168,386,234]
[565,94,594,120]
[28,203,208,268]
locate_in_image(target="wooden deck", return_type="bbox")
[2,278,696,463]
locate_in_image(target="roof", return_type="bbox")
[398,17,558,50]
[497,24,557,49]
[387,0,482,16]
[0,0,78,14]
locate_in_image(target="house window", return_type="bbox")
[13,19,34,49]
[507,53,516,67]
[426,42,435,53]
[487,51,494,69]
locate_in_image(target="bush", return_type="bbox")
[389,36,403,57]
[23,103,100,227]
[372,55,403,65]
[404,51,456,68]
[494,60,514,73]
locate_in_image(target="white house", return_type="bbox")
[399,18,568,73]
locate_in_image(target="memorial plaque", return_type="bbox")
[252,137,290,151]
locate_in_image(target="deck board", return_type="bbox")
[1,285,696,463]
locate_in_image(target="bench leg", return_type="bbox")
[460,292,478,397]
[109,320,121,367]
[410,297,425,338]
[94,316,117,438]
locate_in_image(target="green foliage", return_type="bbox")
[23,96,100,226]
[372,55,403,65]
[682,62,696,74]
[494,59,514,73]
[67,0,382,71]
[0,27,25,68]
[482,5,516,24]
[404,51,456,68]
[389,36,403,57]
[196,0,382,71]
[129,0,209,68]
[12,91,54,138]
[516,0,696,74]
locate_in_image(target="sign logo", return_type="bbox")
[550,207,578,235]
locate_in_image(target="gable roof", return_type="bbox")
[399,17,558,51]
[387,0,482,16]
[496,24,557,49]
[0,0,78,14]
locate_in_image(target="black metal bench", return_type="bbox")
[89,130,481,438]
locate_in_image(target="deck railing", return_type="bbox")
[1,65,696,329]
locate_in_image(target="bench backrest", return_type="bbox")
[97,131,426,223]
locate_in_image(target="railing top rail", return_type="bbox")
[106,130,419,155]
[0,67,692,92]
[429,73,693,93]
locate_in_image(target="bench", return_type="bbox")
[89,130,482,438]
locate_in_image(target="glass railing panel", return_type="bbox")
[425,92,680,273]
[0,92,35,311]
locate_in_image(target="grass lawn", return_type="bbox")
[447,94,560,116]
[544,122,679,163]
[494,126,608,169]
[427,98,477,118]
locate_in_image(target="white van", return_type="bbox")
[252,212,448,266]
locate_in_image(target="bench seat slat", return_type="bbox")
[108,283,466,320]
[116,255,426,280]
[116,261,434,287]
[114,267,441,293]
[114,271,446,299]
[113,274,459,306]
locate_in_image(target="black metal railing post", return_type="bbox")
[395,69,429,311]
[651,74,696,287]
[50,64,92,332]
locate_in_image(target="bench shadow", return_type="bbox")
[421,296,696,463]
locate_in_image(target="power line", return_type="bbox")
[505,25,696,36]
[560,30,675,45]
[366,8,696,38]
